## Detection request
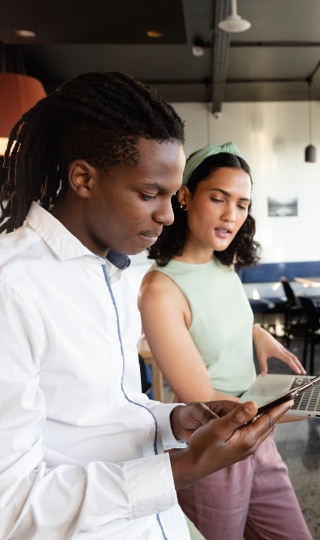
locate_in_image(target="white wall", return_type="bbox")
[171,100,320,263]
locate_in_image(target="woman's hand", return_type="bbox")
[253,324,306,376]
[170,398,293,490]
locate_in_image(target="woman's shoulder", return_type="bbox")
[141,265,176,290]
[139,264,185,309]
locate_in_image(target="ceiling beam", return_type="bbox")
[211,0,230,114]
[231,41,320,48]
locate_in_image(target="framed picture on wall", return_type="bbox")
[267,196,298,217]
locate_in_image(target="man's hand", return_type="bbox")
[170,398,293,490]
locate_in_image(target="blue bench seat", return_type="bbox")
[239,261,320,315]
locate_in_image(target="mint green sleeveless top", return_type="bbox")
[152,257,256,397]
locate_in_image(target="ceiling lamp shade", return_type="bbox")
[0,73,47,155]
[305,78,316,163]
[218,0,251,33]
[305,144,316,163]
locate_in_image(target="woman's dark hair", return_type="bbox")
[147,151,261,272]
[0,71,185,233]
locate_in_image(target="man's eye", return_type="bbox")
[141,193,157,200]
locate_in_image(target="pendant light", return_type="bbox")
[305,78,316,163]
[218,0,251,33]
[0,73,47,155]
[0,45,47,156]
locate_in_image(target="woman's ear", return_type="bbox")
[177,185,191,207]
[68,160,97,199]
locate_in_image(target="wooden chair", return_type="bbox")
[138,336,164,402]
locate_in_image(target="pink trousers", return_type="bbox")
[178,434,312,540]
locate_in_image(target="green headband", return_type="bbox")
[182,142,244,185]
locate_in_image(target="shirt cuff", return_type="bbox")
[124,452,177,519]
[149,401,188,450]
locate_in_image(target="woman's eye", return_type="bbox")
[211,197,223,203]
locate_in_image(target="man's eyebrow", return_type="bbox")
[208,187,251,202]
[143,182,162,189]
[142,181,175,193]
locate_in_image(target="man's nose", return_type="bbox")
[153,200,175,226]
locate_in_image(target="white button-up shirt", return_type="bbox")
[0,202,189,539]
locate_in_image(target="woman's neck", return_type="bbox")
[173,244,214,264]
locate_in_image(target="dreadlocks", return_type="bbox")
[0,72,185,233]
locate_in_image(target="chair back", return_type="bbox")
[280,276,299,307]
[299,296,320,332]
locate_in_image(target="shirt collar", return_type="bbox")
[26,202,131,270]
[107,249,131,270]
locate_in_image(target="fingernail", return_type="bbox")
[242,402,257,416]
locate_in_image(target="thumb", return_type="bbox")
[219,401,258,433]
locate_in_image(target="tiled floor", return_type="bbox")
[269,335,320,540]
[274,416,320,539]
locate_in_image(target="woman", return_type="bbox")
[138,142,311,540]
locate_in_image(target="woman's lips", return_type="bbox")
[214,227,232,238]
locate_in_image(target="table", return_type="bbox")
[294,277,320,288]
[138,336,164,402]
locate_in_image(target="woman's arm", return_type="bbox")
[252,324,306,375]
[138,271,237,404]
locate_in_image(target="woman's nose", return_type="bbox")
[223,205,236,223]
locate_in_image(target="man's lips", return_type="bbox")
[140,230,162,241]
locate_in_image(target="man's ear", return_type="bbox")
[68,160,97,199]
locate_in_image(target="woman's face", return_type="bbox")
[181,166,251,255]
